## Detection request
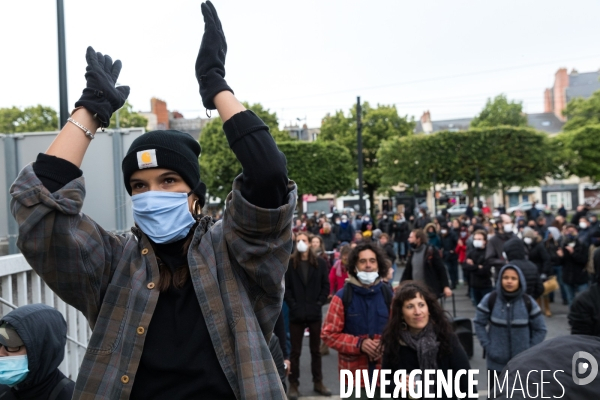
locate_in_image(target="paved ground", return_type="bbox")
[294,266,572,399]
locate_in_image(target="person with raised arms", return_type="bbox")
[10,2,295,399]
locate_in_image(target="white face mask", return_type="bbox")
[356,271,379,285]
[473,239,484,249]
[296,240,308,253]
[503,223,513,233]
[441,229,448,235]
[523,237,533,245]
[487,234,494,240]
[579,222,588,230]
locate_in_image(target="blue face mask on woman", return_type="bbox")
[132,191,196,243]
[0,355,29,387]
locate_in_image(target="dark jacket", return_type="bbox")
[527,239,552,276]
[381,242,396,265]
[377,217,395,237]
[0,304,74,400]
[503,238,544,299]
[545,237,562,267]
[568,283,600,337]
[497,335,600,399]
[394,220,410,243]
[337,222,355,243]
[441,232,458,262]
[562,237,590,285]
[321,232,338,251]
[485,231,513,269]
[285,256,330,322]
[401,245,450,297]
[381,334,472,400]
[464,247,493,289]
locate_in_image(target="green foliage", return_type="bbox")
[199,103,295,203]
[109,100,148,129]
[470,94,528,128]
[0,105,58,133]
[563,90,600,132]
[566,124,600,182]
[277,141,353,196]
[319,102,415,215]
[379,126,558,198]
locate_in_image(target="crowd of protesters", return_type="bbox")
[284,200,599,398]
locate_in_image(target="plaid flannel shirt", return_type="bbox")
[320,286,383,387]
[10,164,296,400]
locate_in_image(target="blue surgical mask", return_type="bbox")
[0,355,29,387]
[132,191,196,244]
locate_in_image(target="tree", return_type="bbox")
[0,105,58,133]
[470,94,528,128]
[565,124,600,182]
[379,126,559,202]
[277,141,353,197]
[319,102,415,217]
[109,100,148,128]
[199,103,293,203]
[562,90,600,132]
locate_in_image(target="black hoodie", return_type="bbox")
[0,304,73,400]
[503,238,544,299]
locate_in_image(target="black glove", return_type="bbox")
[195,1,233,110]
[75,46,130,128]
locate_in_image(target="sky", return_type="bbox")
[2,0,600,130]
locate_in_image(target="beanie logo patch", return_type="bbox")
[137,149,158,169]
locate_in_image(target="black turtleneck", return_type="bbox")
[130,233,236,399]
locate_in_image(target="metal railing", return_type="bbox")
[0,254,89,380]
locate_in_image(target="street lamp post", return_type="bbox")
[56,0,69,128]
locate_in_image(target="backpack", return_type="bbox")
[341,281,393,314]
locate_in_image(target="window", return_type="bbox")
[547,192,572,210]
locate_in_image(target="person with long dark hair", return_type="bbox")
[381,281,472,399]
[284,232,331,399]
[9,2,294,399]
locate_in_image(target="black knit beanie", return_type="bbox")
[121,130,206,207]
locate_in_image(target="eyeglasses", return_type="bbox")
[1,344,23,353]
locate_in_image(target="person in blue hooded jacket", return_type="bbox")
[474,264,547,372]
[0,304,74,400]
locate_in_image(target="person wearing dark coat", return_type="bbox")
[440,227,459,289]
[0,304,74,400]
[394,215,410,263]
[570,204,589,225]
[562,224,590,306]
[401,229,452,298]
[381,281,472,400]
[320,222,338,251]
[414,209,432,229]
[336,215,355,244]
[284,232,331,397]
[377,213,395,238]
[568,277,600,337]
[485,215,514,275]
[503,238,544,299]
[464,230,494,306]
[465,203,475,219]
[494,335,600,399]
[557,205,567,218]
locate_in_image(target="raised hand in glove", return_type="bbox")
[195,1,234,110]
[75,46,130,128]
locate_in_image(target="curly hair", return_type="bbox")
[346,241,390,278]
[381,280,454,364]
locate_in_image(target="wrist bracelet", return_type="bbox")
[67,117,95,140]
